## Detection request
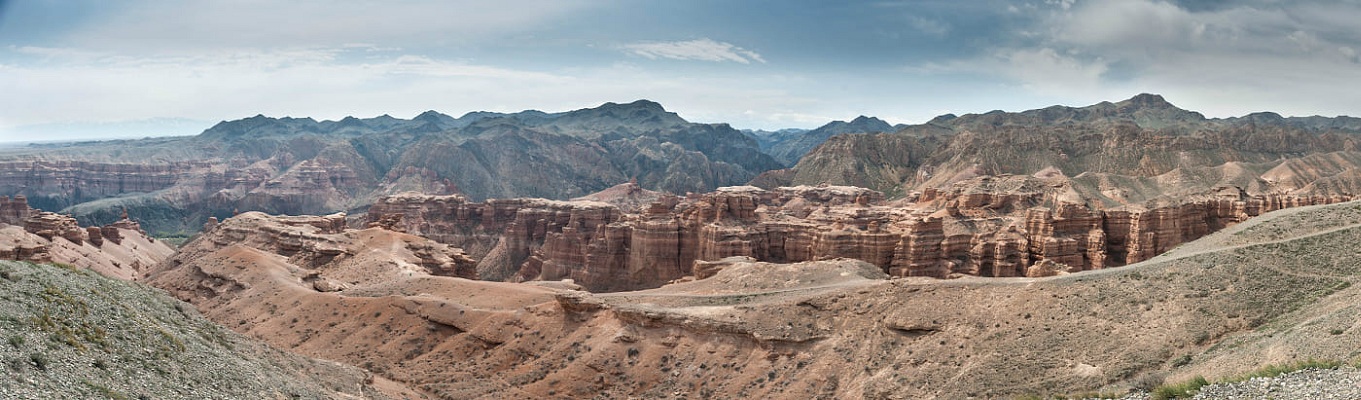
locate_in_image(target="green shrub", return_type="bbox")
[28,353,48,371]
[1171,354,1192,367]
[1151,375,1207,400]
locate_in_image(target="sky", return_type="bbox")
[3,0,1361,141]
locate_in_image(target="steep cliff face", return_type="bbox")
[368,164,1355,291]
[0,160,204,212]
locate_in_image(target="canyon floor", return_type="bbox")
[137,198,1361,399]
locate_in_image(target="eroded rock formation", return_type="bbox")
[182,211,476,282]
[367,172,1355,291]
[367,174,1351,291]
[0,195,174,279]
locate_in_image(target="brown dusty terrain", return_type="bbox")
[143,199,1361,399]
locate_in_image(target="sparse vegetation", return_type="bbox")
[1228,359,1342,382]
[1170,354,1192,368]
[1152,359,1345,399]
[0,260,375,398]
[153,234,193,248]
[32,284,109,351]
[1150,375,1207,400]
[28,352,49,371]
[83,379,131,400]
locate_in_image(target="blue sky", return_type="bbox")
[3,0,1361,141]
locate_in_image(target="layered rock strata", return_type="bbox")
[184,211,477,282]
[0,195,174,278]
[367,180,1350,291]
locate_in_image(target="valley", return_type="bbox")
[6,94,1361,398]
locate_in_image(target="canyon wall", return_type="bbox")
[0,160,201,211]
[366,182,1350,291]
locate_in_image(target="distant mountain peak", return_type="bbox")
[849,115,881,124]
[598,99,667,113]
[1119,93,1174,109]
[927,114,958,125]
[413,110,453,122]
[626,99,665,109]
[827,116,892,133]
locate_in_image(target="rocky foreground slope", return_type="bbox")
[0,260,389,399]
[144,198,1361,399]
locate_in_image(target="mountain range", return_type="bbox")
[0,100,780,234]
[5,93,1361,235]
[760,94,1361,198]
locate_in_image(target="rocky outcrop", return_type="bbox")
[0,195,174,279]
[137,198,1361,399]
[0,195,32,225]
[188,211,476,281]
[24,211,87,244]
[368,176,1354,290]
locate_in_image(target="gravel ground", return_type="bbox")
[0,261,384,399]
[1191,367,1361,400]
[1084,367,1361,400]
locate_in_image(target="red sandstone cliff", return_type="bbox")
[365,175,1351,292]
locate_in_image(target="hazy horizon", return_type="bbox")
[4,0,1361,142]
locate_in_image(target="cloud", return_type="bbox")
[1045,0,1361,115]
[0,46,570,126]
[911,47,1122,100]
[908,16,951,37]
[905,0,1361,118]
[56,1,599,52]
[0,45,819,131]
[621,39,766,64]
[994,48,1112,94]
